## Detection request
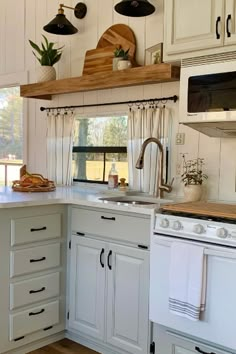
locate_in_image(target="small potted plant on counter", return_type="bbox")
[181,156,208,202]
[29,35,64,82]
[113,47,131,71]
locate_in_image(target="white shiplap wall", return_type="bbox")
[1,0,235,201]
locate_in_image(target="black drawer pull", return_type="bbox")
[216,16,221,39]
[30,226,47,232]
[30,256,46,263]
[138,244,148,249]
[29,308,45,316]
[76,232,85,236]
[226,14,231,37]
[100,248,105,268]
[14,336,25,341]
[195,346,216,354]
[107,250,112,270]
[29,287,46,294]
[101,216,116,221]
[44,326,53,331]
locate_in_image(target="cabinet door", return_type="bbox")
[165,0,224,55]
[224,0,236,45]
[69,236,106,340]
[106,244,149,354]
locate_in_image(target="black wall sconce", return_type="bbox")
[43,3,87,35]
[114,0,155,17]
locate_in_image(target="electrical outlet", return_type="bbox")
[176,133,185,145]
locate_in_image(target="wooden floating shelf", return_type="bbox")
[20,64,180,100]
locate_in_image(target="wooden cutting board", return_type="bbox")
[97,24,136,58]
[161,201,236,219]
[83,45,119,75]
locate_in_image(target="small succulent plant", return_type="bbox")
[29,35,63,66]
[114,47,130,60]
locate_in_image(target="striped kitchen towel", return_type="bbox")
[169,242,206,321]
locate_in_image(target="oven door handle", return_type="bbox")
[153,237,236,259]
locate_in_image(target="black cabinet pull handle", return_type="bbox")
[107,250,112,270]
[30,226,47,232]
[30,256,46,263]
[226,14,231,37]
[76,232,85,236]
[101,216,116,221]
[29,287,46,294]
[195,346,216,354]
[216,16,221,39]
[100,248,105,268]
[29,308,45,316]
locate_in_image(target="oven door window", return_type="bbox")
[188,71,236,113]
[149,236,236,351]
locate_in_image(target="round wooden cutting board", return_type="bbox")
[97,24,136,58]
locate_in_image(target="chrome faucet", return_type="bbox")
[135,137,173,198]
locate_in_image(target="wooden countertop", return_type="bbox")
[161,201,236,219]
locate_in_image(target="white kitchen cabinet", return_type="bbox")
[164,0,236,61]
[69,236,106,341]
[0,205,66,354]
[69,235,149,354]
[154,326,231,354]
[68,206,150,354]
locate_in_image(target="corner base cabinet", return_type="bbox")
[68,206,150,354]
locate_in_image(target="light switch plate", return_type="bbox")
[176,133,185,145]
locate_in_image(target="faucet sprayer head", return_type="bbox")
[135,155,144,169]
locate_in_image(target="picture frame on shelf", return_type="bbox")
[145,43,163,65]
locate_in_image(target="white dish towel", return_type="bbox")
[169,242,207,321]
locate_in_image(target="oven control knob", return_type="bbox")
[216,228,228,239]
[172,221,182,230]
[193,224,205,234]
[160,218,169,228]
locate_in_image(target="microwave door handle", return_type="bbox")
[226,14,231,37]
[216,16,221,39]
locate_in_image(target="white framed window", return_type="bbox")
[72,114,128,184]
[0,72,27,186]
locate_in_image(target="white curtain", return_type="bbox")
[46,110,75,185]
[128,106,172,195]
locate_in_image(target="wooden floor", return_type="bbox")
[28,339,100,354]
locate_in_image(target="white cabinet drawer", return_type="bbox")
[10,272,60,309]
[9,300,59,340]
[72,208,150,246]
[11,213,61,246]
[10,243,60,277]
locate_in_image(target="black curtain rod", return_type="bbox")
[40,95,178,112]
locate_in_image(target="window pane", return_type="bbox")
[73,115,128,183]
[0,87,23,185]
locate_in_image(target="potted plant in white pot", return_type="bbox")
[181,157,208,202]
[29,35,64,82]
[113,47,131,71]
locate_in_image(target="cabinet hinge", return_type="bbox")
[67,311,70,320]
[69,241,71,249]
[150,341,155,354]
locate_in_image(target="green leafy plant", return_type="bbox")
[29,35,63,66]
[114,47,130,60]
[181,156,208,186]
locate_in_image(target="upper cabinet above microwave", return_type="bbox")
[164,0,236,62]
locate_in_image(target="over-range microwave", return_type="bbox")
[179,53,236,137]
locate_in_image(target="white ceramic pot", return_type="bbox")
[36,66,56,83]
[183,184,202,202]
[117,60,132,70]
[112,57,123,71]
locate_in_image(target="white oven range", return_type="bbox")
[150,212,236,353]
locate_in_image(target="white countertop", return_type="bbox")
[0,186,165,215]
